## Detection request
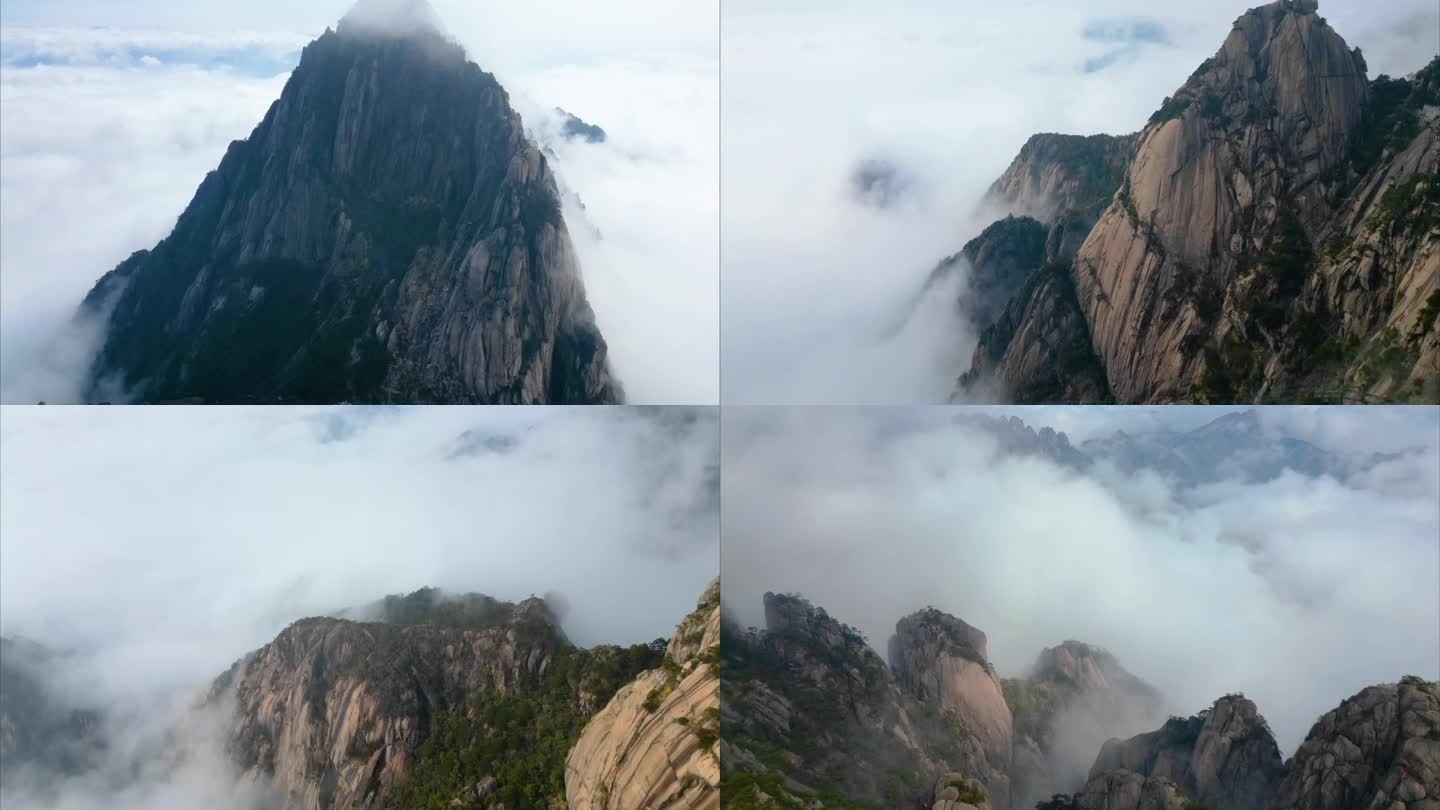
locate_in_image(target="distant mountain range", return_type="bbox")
[956,407,1409,488]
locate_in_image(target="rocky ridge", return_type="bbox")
[721,595,1165,810]
[721,595,1008,808]
[189,582,723,810]
[564,579,721,810]
[1271,678,1440,810]
[1089,695,1285,810]
[208,595,574,808]
[81,0,621,404]
[720,589,1438,810]
[948,0,1439,404]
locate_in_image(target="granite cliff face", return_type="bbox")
[1061,678,1439,810]
[718,589,1435,810]
[1004,641,1168,809]
[564,579,720,810]
[984,133,1139,226]
[188,584,729,810]
[1089,695,1285,810]
[950,0,1440,404]
[721,595,1170,810]
[891,609,1014,773]
[209,596,572,808]
[1272,678,1440,810]
[81,0,621,404]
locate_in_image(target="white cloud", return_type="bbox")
[0,406,718,654]
[0,1,718,404]
[0,59,290,403]
[719,0,1440,403]
[720,406,1440,759]
[515,61,719,404]
[0,405,718,808]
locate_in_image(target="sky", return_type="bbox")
[0,405,718,808]
[0,0,718,405]
[721,405,1440,762]
[719,0,1440,403]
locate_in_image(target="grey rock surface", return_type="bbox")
[82,7,621,405]
[1272,679,1440,810]
[1089,694,1284,810]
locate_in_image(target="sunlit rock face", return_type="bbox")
[1090,695,1285,810]
[1272,679,1440,810]
[951,0,1440,404]
[565,579,721,810]
[210,598,568,810]
[1072,0,1370,403]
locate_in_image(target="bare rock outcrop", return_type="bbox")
[1070,770,1189,810]
[985,133,1139,225]
[957,263,1110,403]
[892,609,1014,770]
[949,0,1440,404]
[81,1,621,405]
[1271,677,1440,810]
[1090,694,1284,810]
[210,597,567,809]
[1072,0,1369,402]
[564,579,720,810]
[723,594,1009,809]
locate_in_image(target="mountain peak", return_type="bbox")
[1197,409,1262,435]
[338,0,447,38]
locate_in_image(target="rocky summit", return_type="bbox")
[565,578,721,810]
[1088,695,1285,810]
[171,582,720,810]
[208,594,576,808]
[80,0,621,404]
[949,0,1440,404]
[721,594,1165,810]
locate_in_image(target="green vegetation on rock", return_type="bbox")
[1335,57,1440,193]
[946,776,987,805]
[1148,95,1193,126]
[381,642,660,809]
[718,771,866,810]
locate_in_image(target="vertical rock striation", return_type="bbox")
[82,1,621,404]
[564,579,721,810]
[1089,695,1285,810]
[947,0,1440,403]
[210,597,570,809]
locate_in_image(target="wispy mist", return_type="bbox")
[719,0,1440,403]
[0,0,717,404]
[0,405,718,808]
[721,406,1440,759]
